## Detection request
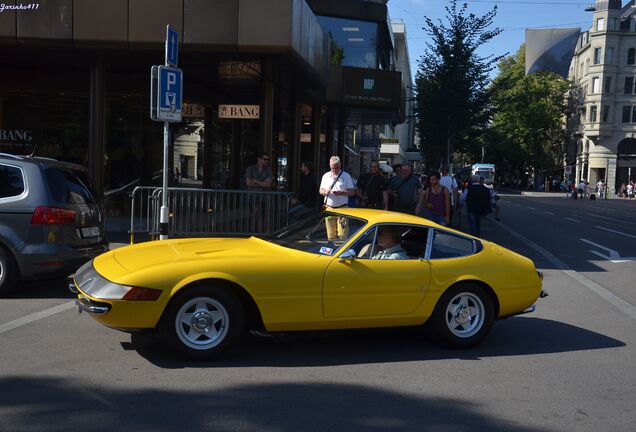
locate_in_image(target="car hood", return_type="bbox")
[109,237,277,272]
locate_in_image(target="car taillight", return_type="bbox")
[31,206,77,225]
[121,287,163,301]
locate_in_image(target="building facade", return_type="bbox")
[568,0,636,193]
[0,0,407,212]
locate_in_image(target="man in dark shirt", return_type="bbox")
[464,174,491,237]
[245,153,273,191]
[357,161,389,210]
[288,161,318,224]
[388,163,423,214]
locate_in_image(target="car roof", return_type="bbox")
[0,153,86,171]
[329,208,433,226]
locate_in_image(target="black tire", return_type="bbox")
[0,247,19,297]
[429,283,495,349]
[158,285,245,360]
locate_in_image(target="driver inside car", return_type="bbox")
[372,226,409,260]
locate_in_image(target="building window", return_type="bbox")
[611,18,618,31]
[581,107,587,124]
[597,17,605,31]
[602,105,610,122]
[604,76,612,93]
[606,47,614,64]
[623,106,631,123]
[594,48,602,64]
[317,16,381,69]
[591,77,600,93]
[631,107,636,124]
[586,58,590,73]
[590,105,598,122]
[628,48,635,65]
[625,77,634,94]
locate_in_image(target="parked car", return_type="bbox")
[71,208,546,360]
[0,154,108,296]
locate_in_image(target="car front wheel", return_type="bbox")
[159,286,245,360]
[429,283,495,349]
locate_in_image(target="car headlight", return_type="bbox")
[74,261,162,301]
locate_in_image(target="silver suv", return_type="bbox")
[0,154,107,296]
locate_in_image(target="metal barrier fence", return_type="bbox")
[129,187,293,243]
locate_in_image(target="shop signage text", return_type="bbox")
[0,129,32,142]
[219,105,260,120]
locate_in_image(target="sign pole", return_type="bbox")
[160,121,170,240]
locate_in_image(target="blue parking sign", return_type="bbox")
[157,66,182,122]
[166,25,179,67]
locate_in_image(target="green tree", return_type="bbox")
[414,0,502,170]
[488,45,570,183]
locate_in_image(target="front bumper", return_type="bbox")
[75,297,111,315]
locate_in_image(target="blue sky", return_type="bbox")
[388,0,595,79]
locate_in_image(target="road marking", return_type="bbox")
[595,226,636,240]
[565,217,581,223]
[544,211,555,216]
[0,301,75,335]
[580,239,634,263]
[527,207,537,210]
[496,223,636,322]
[582,213,636,226]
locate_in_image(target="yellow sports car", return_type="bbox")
[71,209,546,360]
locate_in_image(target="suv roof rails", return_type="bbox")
[0,153,24,160]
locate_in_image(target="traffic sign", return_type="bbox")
[151,65,183,122]
[166,25,179,67]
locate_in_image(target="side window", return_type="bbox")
[348,225,429,260]
[0,165,25,199]
[429,230,476,260]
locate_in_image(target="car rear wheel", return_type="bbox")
[429,283,494,349]
[159,286,245,360]
[0,247,19,297]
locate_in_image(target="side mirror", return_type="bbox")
[339,249,357,262]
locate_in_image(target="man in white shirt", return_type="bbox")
[319,156,355,240]
[596,179,605,199]
[440,167,459,226]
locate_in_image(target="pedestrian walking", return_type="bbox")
[319,156,355,240]
[422,172,450,226]
[490,182,501,221]
[440,167,459,226]
[460,174,491,237]
[388,163,423,215]
[288,161,318,224]
[356,160,389,210]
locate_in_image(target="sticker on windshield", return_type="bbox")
[319,247,334,255]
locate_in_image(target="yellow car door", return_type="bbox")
[322,224,431,318]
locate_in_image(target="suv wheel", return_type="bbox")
[0,247,19,297]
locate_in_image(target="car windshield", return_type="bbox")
[475,170,494,181]
[266,213,367,256]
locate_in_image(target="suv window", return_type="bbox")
[0,164,25,199]
[45,168,96,205]
[430,230,476,259]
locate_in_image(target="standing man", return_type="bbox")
[245,153,273,190]
[288,161,318,224]
[357,160,389,210]
[440,167,459,226]
[596,179,605,200]
[388,163,423,215]
[319,156,355,240]
[245,153,273,232]
[462,174,491,237]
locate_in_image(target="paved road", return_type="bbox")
[1,196,635,432]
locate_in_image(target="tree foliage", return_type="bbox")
[414,0,502,170]
[488,45,570,182]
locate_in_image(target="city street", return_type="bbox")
[1,195,635,432]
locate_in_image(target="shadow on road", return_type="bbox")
[7,277,74,300]
[126,316,624,369]
[0,377,552,432]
